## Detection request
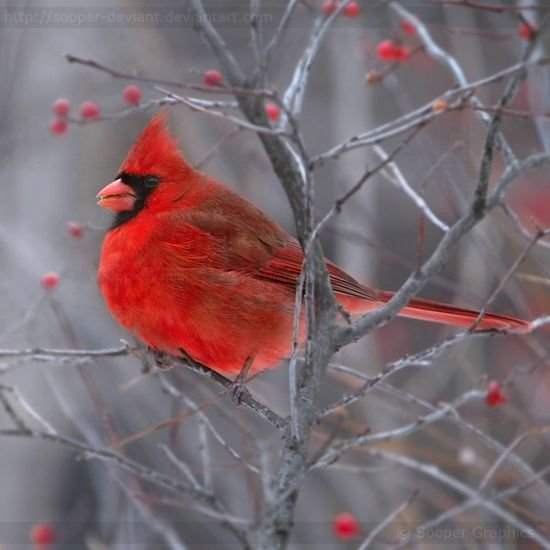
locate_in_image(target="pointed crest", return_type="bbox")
[119,112,189,176]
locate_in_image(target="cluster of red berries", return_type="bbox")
[49,85,143,136]
[371,14,534,75]
[49,97,100,135]
[376,40,411,62]
[321,1,361,18]
[49,98,71,135]
[373,15,418,64]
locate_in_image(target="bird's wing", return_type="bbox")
[154,188,377,301]
[259,238,378,301]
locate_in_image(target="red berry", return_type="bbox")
[486,380,509,407]
[41,272,60,290]
[49,117,68,136]
[343,1,361,17]
[321,0,340,15]
[202,69,223,87]
[332,513,359,540]
[377,39,397,61]
[393,45,411,61]
[79,100,100,120]
[518,22,537,40]
[265,102,280,122]
[376,40,411,62]
[67,221,84,238]
[52,98,70,117]
[401,19,416,35]
[30,522,56,548]
[122,84,142,105]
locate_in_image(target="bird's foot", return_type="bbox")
[230,380,252,406]
[148,348,173,370]
[229,356,255,406]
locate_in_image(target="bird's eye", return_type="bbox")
[145,175,160,188]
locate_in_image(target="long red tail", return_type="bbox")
[339,291,531,332]
[388,293,530,331]
[323,252,531,332]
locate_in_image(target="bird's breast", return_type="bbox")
[98,225,157,329]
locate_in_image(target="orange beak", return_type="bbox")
[96,179,136,212]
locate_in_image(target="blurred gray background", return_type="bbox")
[1,0,549,547]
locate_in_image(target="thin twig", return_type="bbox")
[477,425,550,494]
[309,121,428,248]
[174,352,288,431]
[337,151,550,348]
[0,384,56,434]
[389,1,518,166]
[198,413,213,493]
[358,490,419,549]
[189,0,247,87]
[194,127,243,169]
[65,53,269,97]
[347,449,550,549]
[260,0,302,77]
[373,144,449,232]
[284,0,352,117]
[470,227,549,330]
[154,86,290,137]
[0,345,132,359]
[316,390,483,467]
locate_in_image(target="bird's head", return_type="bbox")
[97,113,193,227]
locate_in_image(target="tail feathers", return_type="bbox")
[340,291,531,332]
[399,298,529,331]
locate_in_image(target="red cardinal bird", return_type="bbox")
[97,114,530,375]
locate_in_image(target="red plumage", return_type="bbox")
[97,114,531,374]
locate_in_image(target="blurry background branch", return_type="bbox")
[0,0,549,548]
